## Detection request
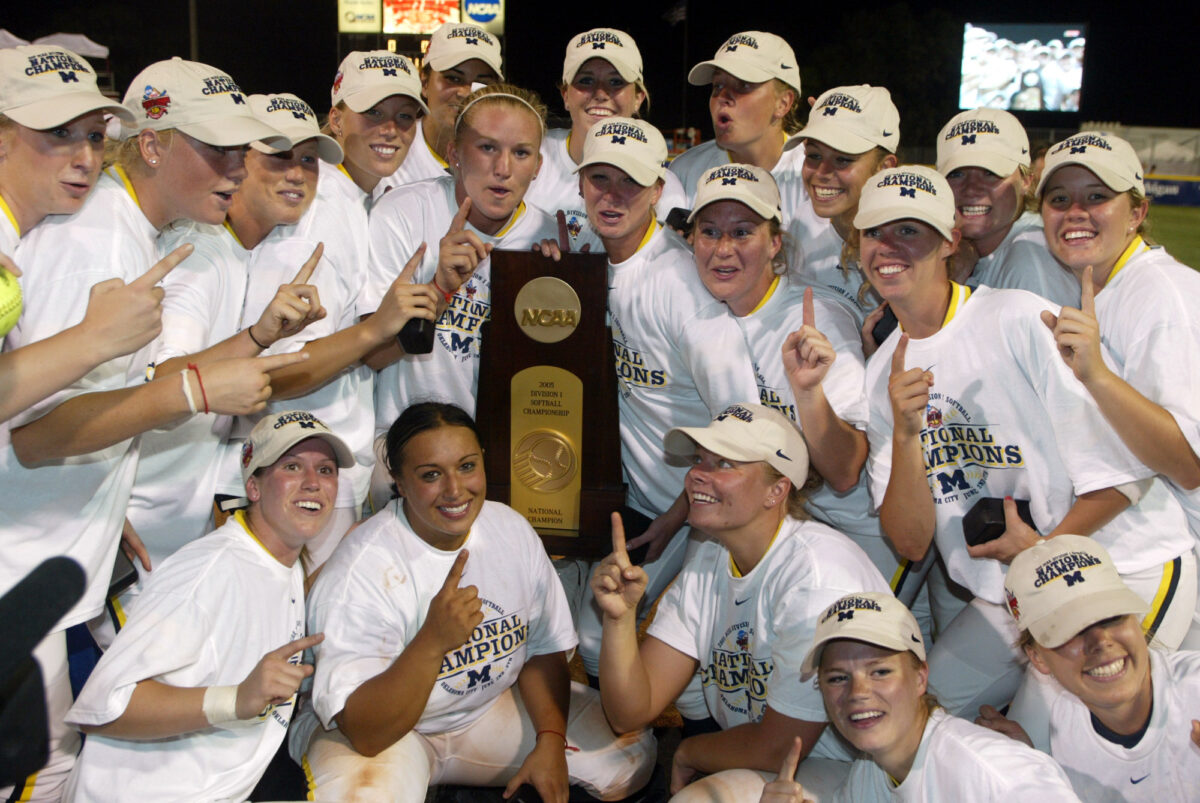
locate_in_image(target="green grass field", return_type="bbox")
[1147,205,1200,269]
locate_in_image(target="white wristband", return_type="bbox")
[202,684,240,725]
[180,369,198,415]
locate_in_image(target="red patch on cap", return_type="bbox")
[1005,588,1020,619]
[332,71,344,94]
[141,86,170,119]
[241,441,253,468]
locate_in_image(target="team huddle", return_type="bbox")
[1,20,1199,803]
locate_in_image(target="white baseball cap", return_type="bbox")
[854,165,956,241]
[689,163,782,224]
[240,410,355,485]
[0,45,134,129]
[330,51,428,116]
[794,84,900,155]
[664,402,809,488]
[121,58,288,149]
[574,116,667,187]
[1004,535,1148,649]
[1036,131,1145,197]
[688,31,801,94]
[562,28,642,85]
[426,22,503,77]
[801,591,926,678]
[937,108,1030,178]
[249,94,344,164]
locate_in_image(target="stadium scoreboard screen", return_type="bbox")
[959,23,1087,113]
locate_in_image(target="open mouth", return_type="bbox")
[1063,230,1096,243]
[959,205,990,217]
[295,500,323,512]
[847,710,884,726]
[371,143,398,159]
[586,106,615,118]
[214,190,234,205]
[691,491,718,504]
[811,187,845,201]
[438,501,471,518]
[874,263,906,277]
[280,190,305,204]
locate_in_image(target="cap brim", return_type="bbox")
[564,55,642,86]
[342,87,431,117]
[801,634,924,679]
[427,52,504,79]
[5,93,135,129]
[178,116,290,149]
[574,155,662,187]
[1037,161,1137,197]
[687,59,777,87]
[688,196,779,224]
[1026,589,1148,649]
[854,204,954,242]
[937,151,1025,180]
[663,425,761,463]
[252,133,345,165]
[797,119,878,155]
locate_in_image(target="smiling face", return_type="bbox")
[1026,614,1152,729]
[0,110,107,232]
[859,219,956,313]
[422,59,500,140]
[394,425,486,551]
[330,95,422,187]
[693,200,781,316]
[245,438,339,565]
[562,58,645,136]
[1040,164,1147,282]
[819,641,929,774]
[683,445,787,539]
[946,165,1028,256]
[233,139,320,230]
[579,163,662,261]
[709,69,792,156]
[448,102,542,235]
[802,140,892,226]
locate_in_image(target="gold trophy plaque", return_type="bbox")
[478,252,623,558]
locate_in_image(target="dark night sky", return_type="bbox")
[5,0,1197,152]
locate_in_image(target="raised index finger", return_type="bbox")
[398,243,428,283]
[802,286,815,328]
[291,243,324,284]
[443,549,470,589]
[777,735,804,781]
[891,333,910,375]
[610,512,630,565]
[272,632,325,659]
[448,197,473,234]
[1080,265,1095,316]
[133,243,194,287]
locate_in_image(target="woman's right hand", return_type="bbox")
[758,737,814,803]
[422,550,484,653]
[436,197,492,295]
[591,513,648,620]
[887,334,933,440]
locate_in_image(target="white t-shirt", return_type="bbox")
[1095,244,1200,537]
[649,517,888,759]
[237,166,375,508]
[64,514,306,803]
[0,197,19,255]
[363,175,558,426]
[608,224,759,516]
[967,212,1080,308]
[307,499,577,735]
[1044,650,1200,801]
[834,708,1082,802]
[524,127,685,253]
[126,221,249,568]
[669,137,805,204]
[375,119,452,197]
[865,286,1186,603]
[0,170,153,628]
[733,276,878,538]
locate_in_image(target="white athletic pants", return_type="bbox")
[665,758,850,803]
[303,682,656,802]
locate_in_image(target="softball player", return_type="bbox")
[298,403,656,802]
[935,107,1079,307]
[669,31,805,203]
[378,21,503,192]
[63,412,352,802]
[860,164,1196,721]
[1,57,305,801]
[523,27,685,251]
[1036,131,1200,554]
[982,536,1200,801]
[594,404,889,801]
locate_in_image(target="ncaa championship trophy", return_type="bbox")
[477,250,623,558]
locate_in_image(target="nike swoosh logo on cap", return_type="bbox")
[775,449,790,461]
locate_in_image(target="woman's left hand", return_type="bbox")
[504,733,569,803]
[965,496,1040,564]
[1040,265,1108,386]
